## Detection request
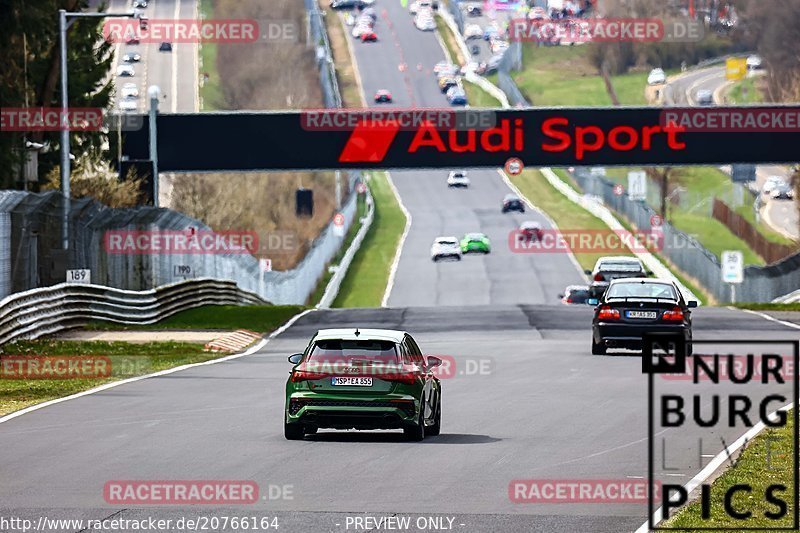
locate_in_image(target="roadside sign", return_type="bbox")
[731,164,756,183]
[259,258,272,272]
[504,157,523,176]
[613,184,624,196]
[333,213,345,237]
[721,250,744,284]
[66,269,91,284]
[650,214,662,227]
[627,171,647,201]
[725,57,747,81]
[590,167,606,177]
[173,265,192,277]
[356,181,367,194]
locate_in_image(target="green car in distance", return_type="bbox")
[284,328,442,441]
[460,232,491,254]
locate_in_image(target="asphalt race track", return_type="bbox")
[0,306,796,532]
[346,2,585,306]
[1,4,797,533]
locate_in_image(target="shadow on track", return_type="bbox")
[306,432,500,444]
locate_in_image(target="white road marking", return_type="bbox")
[736,308,800,330]
[634,401,795,532]
[0,308,316,425]
[685,70,723,106]
[381,172,412,307]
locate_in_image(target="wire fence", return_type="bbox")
[0,174,359,305]
[306,0,342,108]
[569,168,800,303]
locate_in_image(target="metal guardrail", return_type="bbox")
[774,288,800,304]
[318,191,374,308]
[0,278,266,347]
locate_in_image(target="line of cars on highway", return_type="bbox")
[347,4,378,42]
[433,61,468,105]
[113,0,172,113]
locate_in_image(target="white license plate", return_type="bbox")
[626,310,657,319]
[331,376,373,386]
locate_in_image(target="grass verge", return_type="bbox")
[334,172,406,307]
[512,45,654,106]
[725,76,766,104]
[664,410,795,529]
[436,15,465,65]
[308,194,368,305]
[86,305,306,333]
[530,168,711,302]
[198,0,222,110]
[0,341,215,415]
[732,302,800,312]
[510,168,628,272]
[602,166,794,262]
[325,6,361,107]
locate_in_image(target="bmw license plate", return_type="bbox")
[626,310,657,319]
[331,376,372,386]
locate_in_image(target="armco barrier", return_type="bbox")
[570,168,800,303]
[0,278,266,347]
[317,190,374,308]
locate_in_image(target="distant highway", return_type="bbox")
[665,65,798,240]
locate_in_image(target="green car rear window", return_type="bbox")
[308,340,399,364]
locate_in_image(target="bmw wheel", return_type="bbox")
[591,338,606,355]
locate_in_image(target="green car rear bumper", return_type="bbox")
[286,391,420,430]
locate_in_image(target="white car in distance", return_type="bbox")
[647,68,666,85]
[447,171,470,188]
[116,65,135,77]
[120,83,139,99]
[464,24,482,40]
[410,0,432,15]
[762,176,784,196]
[431,236,462,262]
[118,99,138,112]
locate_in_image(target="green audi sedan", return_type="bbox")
[284,328,442,441]
[460,232,491,254]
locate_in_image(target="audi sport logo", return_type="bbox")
[334,113,689,163]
